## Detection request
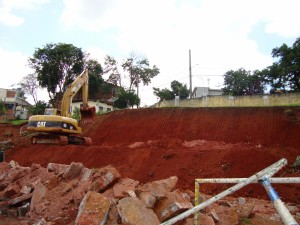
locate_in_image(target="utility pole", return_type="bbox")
[189,49,192,98]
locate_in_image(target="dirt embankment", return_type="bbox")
[3,107,300,204]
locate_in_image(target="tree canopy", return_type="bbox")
[222,68,265,96]
[86,59,104,96]
[114,88,140,109]
[265,37,300,92]
[103,55,121,86]
[122,53,160,97]
[153,80,189,101]
[25,43,159,108]
[28,43,85,107]
[223,37,300,95]
[18,73,39,104]
[27,100,48,115]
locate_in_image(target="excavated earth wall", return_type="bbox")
[4,107,300,202]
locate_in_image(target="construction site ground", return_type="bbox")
[0,106,300,224]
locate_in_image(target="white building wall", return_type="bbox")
[0,89,6,101]
[71,101,113,115]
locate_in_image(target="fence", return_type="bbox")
[155,93,300,108]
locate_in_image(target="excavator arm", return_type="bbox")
[60,69,95,123]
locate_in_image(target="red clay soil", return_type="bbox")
[3,107,300,204]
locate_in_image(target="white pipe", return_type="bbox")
[196,177,300,184]
[194,177,300,225]
[161,158,287,225]
[261,177,298,225]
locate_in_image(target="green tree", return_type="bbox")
[170,80,190,99]
[114,89,140,109]
[223,68,264,96]
[265,37,300,92]
[18,73,39,104]
[28,101,48,115]
[122,53,160,98]
[104,55,121,86]
[87,59,104,96]
[153,80,189,101]
[153,87,174,101]
[28,43,85,107]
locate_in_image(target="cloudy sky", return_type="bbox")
[1,0,299,106]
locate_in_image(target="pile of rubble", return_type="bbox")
[0,161,298,225]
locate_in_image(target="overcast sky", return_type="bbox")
[1,0,299,106]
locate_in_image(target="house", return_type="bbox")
[72,100,113,114]
[192,87,223,98]
[0,88,31,120]
[71,82,120,114]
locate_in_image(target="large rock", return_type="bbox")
[47,163,69,175]
[89,165,121,192]
[113,178,139,198]
[137,191,156,208]
[75,191,110,225]
[117,197,160,225]
[30,180,47,212]
[63,162,84,179]
[6,166,30,183]
[137,176,178,200]
[154,189,193,222]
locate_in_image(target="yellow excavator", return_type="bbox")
[27,69,95,145]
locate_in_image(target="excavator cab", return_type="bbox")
[80,106,96,123]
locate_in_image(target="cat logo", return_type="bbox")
[37,122,46,127]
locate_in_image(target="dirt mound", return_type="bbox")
[3,107,300,206]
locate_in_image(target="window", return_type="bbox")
[107,108,111,112]
[99,106,104,111]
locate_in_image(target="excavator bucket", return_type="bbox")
[80,106,96,124]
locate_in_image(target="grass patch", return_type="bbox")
[10,120,28,126]
[240,217,251,224]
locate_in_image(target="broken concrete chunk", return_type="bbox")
[20,185,32,195]
[47,163,69,175]
[30,180,47,212]
[63,162,84,179]
[75,191,110,225]
[9,160,19,168]
[137,176,178,200]
[117,197,160,225]
[238,197,246,205]
[113,178,139,198]
[4,184,20,198]
[90,166,121,192]
[80,168,92,181]
[105,205,120,225]
[33,218,52,225]
[137,191,156,208]
[154,189,193,222]
[7,166,30,183]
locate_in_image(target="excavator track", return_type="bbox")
[31,134,92,146]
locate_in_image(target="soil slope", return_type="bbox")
[4,107,300,204]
